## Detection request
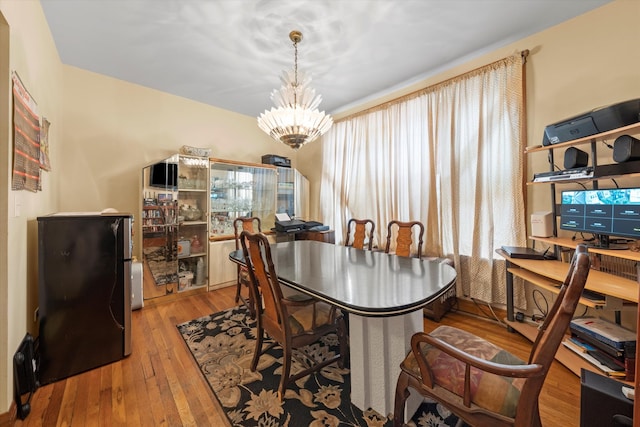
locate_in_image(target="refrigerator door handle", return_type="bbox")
[122,260,132,356]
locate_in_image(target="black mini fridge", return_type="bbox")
[37,213,133,385]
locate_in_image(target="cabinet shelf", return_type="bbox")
[180,220,207,226]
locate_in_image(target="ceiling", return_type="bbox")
[40,0,611,118]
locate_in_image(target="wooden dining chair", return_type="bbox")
[240,231,349,401]
[233,217,261,317]
[393,244,591,427]
[385,220,424,258]
[345,218,375,250]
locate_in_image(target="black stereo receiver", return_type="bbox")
[542,98,640,146]
[262,154,291,168]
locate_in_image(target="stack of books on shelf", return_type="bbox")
[562,317,636,381]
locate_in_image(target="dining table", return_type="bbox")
[229,239,457,418]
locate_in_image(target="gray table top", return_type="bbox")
[229,240,457,317]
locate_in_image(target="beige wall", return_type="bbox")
[0,0,63,414]
[302,0,640,222]
[58,66,301,258]
[1,0,639,416]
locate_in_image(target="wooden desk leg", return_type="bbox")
[349,310,423,419]
[505,260,515,332]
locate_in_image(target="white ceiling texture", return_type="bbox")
[40,0,611,118]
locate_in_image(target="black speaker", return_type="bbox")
[613,134,640,162]
[13,333,38,420]
[564,147,589,169]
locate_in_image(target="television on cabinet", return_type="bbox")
[149,162,177,189]
[559,188,640,249]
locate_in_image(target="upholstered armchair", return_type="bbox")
[394,245,591,427]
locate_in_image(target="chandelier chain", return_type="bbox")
[293,37,298,105]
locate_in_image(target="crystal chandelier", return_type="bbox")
[257,30,333,150]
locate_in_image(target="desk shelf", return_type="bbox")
[498,248,638,390]
[499,249,638,303]
[504,319,633,386]
[506,267,604,308]
[532,236,640,262]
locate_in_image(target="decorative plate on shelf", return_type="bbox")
[180,145,212,157]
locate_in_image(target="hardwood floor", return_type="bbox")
[10,286,581,426]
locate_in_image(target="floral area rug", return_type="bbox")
[177,305,463,427]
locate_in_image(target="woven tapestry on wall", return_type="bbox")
[40,117,52,171]
[11,71,41,192]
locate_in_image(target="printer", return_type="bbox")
[274,213,306,232]
[542,98,640,146]
[275,219,306,232]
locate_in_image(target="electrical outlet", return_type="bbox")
[33,307,39,323]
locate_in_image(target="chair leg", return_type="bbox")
[251,326,263,372]
[393,371,410,427]
[245,281,256,319]
[234,279,241,303]
[279,345,292,401]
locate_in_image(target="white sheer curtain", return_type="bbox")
[320,54,527,304]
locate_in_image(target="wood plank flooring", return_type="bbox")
[11,286,581,426]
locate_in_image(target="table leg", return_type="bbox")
[349,310,423,418]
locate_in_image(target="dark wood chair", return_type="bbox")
[345,218,375,250]
[393,244,591,427]
[385,220,424,258]
[233,217,261,317]
[240,231,349,401]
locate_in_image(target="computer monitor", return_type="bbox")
[559,188,640,249]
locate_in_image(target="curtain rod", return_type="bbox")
[336,49,530,123]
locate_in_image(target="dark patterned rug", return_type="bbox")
[177,305,462,426]
[143,245,177,285]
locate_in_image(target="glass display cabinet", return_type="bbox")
[141,155,179,299]
[208,159,277,289]
[141,154,209,300]
[141,156,308,297]
[176,155,209,292]
[209,159,277,239]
